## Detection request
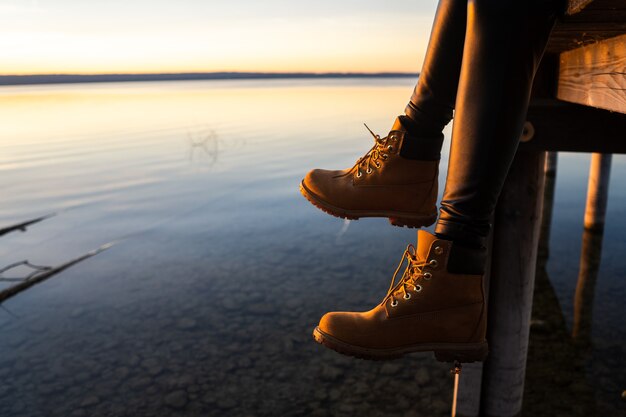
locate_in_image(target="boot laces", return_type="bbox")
[352,124,396,178]
[383,245,429,307]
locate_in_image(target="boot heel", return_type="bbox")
[434,343,489,363]
[388,214,437,228]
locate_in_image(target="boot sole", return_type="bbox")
[299,181,437,229]
[312,327,488,363]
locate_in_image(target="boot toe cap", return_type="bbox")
[303,168,348,198]
[318,311,365,345]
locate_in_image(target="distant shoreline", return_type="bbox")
[0,72,417,86]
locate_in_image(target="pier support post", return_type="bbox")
[480,150,546,417]
[538,152,558,261]
[583,153,612,232]
[573,153,612,345]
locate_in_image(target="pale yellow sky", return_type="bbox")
[0,0,439,75]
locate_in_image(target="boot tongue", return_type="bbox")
[417,230,438,258]
[390,116,405,133]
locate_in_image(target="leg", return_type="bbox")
[435,0,561,248]
[404,0,467,135]
[311,0,563,362]
[300,0,467,227]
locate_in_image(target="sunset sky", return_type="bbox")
[0,0,439,75]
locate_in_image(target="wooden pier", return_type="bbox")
[454,1,625,416]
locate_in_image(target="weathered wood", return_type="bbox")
[566,0,595,15]
[519,99,626,154]
[583,153,612,230]
[547,0,626,53]
[481,151,546,417]
[557,34,626,113]
[538,152,558,261]
[572,152,611,347]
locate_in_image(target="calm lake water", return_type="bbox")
[0,79,624,416]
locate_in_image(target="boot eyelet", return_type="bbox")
[429,259,438,268]
[434,246,443,255]
[366,168,372,174]
[382,154,388,160]
[403,293,411,300]
[375,162,381,168]
[414,285,422,292]
[390,300,398,307]
[387,146,394,151]
[356,171,362,178]
[423,272,432,280]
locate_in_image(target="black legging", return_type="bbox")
[405,0,563,246]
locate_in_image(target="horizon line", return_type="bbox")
[0,71,418,87]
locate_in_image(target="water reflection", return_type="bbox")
[524,152,619,417]
[572,229,604,349]
[0,214,54,238]
[187,128,220,167]
[0,80,623,417]
[525,247,597,417]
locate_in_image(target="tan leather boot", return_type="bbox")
[299,119,439,228]
[313,230,488,363]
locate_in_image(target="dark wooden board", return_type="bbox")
[548,0,626,53]
[519,99,626,153]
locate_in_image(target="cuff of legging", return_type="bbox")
[404,100,453,133]
[404,102,422,124]
[434,219,488,248]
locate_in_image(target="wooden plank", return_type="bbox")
[519,99,626,154]
[547,0,626,53]
[557,34,626,112]
[480,151,546,417]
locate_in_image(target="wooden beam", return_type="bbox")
[557,33,626,113]
[519,99,626,154]
[547,0,626,53]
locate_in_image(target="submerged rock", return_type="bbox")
[80,395,100,407]
[164,390,188,409]
[176,318,197,330]
[414,368,431,386]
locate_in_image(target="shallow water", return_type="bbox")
[0,79,623,416]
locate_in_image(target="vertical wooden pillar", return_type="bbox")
[538,152,558,261]
[573,153,612,345]
[583,153,612,232]
[480,150,546,417]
